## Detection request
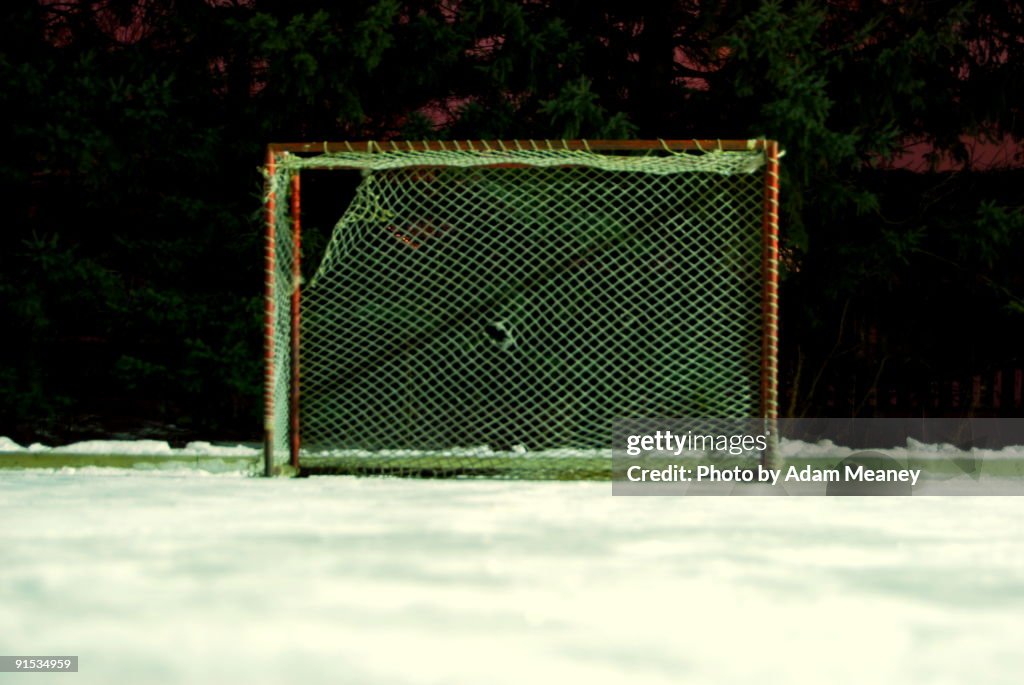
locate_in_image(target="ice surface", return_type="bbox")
[1,469,1022,684]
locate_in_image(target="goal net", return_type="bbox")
[264,140,780,477]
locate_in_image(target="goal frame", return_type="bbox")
[263,139,781,476]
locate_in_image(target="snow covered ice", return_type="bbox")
[1,445,1023,683]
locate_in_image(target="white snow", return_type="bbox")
[0,467,1022,684]
[57,439,177,454]
[181,441,260,457]
[777,437,1024,461]
[6,436,1024,462]
[0,437,260,458]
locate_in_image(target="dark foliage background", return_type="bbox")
[1,0,1022,444]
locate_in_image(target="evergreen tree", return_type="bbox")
[1,0,1021,439]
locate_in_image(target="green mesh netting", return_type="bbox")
[267,144,769,477]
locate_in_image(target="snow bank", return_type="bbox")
[0,437,259,457]
[3,435,1024,461]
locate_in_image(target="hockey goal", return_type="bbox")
[263,140,780,477]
